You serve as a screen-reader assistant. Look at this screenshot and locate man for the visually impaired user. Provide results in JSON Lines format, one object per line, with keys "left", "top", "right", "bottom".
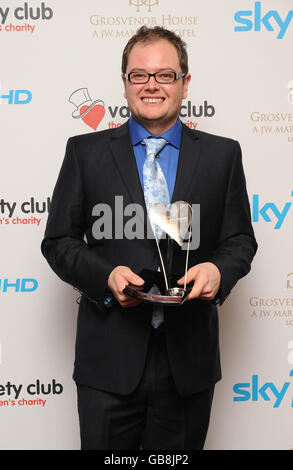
{"left": 41, "top": 26, "right": 257, "bottom": 450}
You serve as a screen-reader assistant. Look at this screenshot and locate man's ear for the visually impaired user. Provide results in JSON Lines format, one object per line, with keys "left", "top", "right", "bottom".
{"left": 121, "top": 74, "right": 127, "bottom": 99}
{"left": 183, "top": 73, "right": 191, "bottom": 100}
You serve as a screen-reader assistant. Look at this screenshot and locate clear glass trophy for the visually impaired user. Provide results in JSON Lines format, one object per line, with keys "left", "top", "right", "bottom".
{"left": 123, "top": 201, "right": 193, "bottom": 306}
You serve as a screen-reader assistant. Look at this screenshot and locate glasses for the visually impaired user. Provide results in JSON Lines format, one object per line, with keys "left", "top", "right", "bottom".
{"left": 124, "top": 71, "right": 186, "bottom": 84}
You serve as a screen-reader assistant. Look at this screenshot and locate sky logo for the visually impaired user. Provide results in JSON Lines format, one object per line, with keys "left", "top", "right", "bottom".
{"left": 233, "top": 371, "right": 293, "bottom": 408}
{"left": 0, "top": 278, "right": 38, "bottom": 292}
{"left": 0, "top": 89, "right": 32, "bottom": 104}
{"left": 251, "top": 191, "right": 293, "bottom": 229}
{"left": 234, "top": 2, "right": 293, "bottom": 39}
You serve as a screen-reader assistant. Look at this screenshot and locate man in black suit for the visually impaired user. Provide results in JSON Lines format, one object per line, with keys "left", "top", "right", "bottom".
{"left": 41, "top": 26, "right": 257, "bottom": 450}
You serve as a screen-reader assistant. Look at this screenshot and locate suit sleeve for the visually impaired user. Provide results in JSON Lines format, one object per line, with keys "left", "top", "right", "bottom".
{"left": 209, "top": 141, "right": 257, "bottom": 305}
{"left": 41, "top": 137, "right": 115, "bottom": 306}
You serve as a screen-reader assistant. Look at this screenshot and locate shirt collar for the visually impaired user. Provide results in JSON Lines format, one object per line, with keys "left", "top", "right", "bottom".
{"left": 129, "top": 116, "right": 182, "bottom": 149}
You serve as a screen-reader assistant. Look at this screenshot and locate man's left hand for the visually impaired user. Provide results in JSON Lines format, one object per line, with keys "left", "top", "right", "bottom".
{"left": 177, "top": 262, "right": 221, "bottom": 301}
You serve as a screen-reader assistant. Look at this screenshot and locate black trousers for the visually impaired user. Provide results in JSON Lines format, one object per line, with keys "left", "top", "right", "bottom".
{"left": 76, "top": 326, "right": 215, "bottom": 450}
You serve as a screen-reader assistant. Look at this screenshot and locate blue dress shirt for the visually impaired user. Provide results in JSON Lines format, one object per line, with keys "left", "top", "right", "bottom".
{"left": 128, "top": 116, "right": 182, "bottom": 199}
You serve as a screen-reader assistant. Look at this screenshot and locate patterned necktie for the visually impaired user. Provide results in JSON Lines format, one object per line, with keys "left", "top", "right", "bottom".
{"left": 142, "top": 137, "right": 169, "bottom": 328}
{"left": 143, "top": 137, "right": 169, "bottom": 240}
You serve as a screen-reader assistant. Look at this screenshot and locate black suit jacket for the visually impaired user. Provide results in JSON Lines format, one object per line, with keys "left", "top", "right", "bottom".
{"left": 41, "top": 121, "right": 257, "bottom": 396}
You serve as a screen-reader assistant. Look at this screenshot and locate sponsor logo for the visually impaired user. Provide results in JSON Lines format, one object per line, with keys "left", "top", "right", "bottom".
{"left": 249, "top": 276, "right": 293, "bottom": 327}
{"left": 129, "top": 0, "right": 159, "bottom": 13}
{"left": 233, "top": 342, "right": 293, "bottom": 408}
{"left": 90, "top": 1, "right": 198, "bottom": 40}
{"left": 0, "top": 379, "right": 63, "bottom": 408}
{"left": 233, "top": 370, "right": 293, "bottom": 408}
{"left": 0, "top": 89, "right": 32, "bottom": 104}
{"left": 251, "top": 191, "right": 293, "bottom": 229}
{"left": 287, "top": 273, "right": 293, "bottom": 289}
{"left": 69, "top": 88, "right": 215, "bottom": 131}
{"left": 0, "top": 2, "right": 53, "bottom": 34}
{"left": 234, "top": 1, "right": 293, "bottom": 39}
{"left": 249, "top": 83, "right": 293, "bottom": 143}
{"left": 0, "top": 278, "right": 38, "bottom": 293}
{"left": 288, "top": 81, "right": 293, "bottom": 105}
{"left": 0, "top": 197, "right": 50, "bottom": 227}
{"left": 69, "top": 88, "right": 106, "bottom": 131}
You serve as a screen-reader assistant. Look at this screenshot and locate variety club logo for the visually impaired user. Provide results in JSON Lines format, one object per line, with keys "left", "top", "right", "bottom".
{"left": 0, "top": 2, "right": 53, "bottom": 34}
{"left": 69, "top": 88, "right": 106, "bottom": 131}
{"left": 234, "top": 1, "right": 293, "bottom": 39}
{"left": 0, "top": 379, "right": 63, "bottom": 408}
{"left": 0, "top": 197, "right": 50, "bottom": 227}
{"left": 69, "top": 88, "right": 215, "bottom": 132}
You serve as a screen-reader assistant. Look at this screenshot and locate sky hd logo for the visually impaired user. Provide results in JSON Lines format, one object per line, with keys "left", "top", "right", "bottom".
{"left": 234, "top": 2, "right": 293, "bottom": 39}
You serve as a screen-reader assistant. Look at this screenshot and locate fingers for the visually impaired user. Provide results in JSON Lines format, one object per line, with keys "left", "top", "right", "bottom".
{"left": 177, "top": 263, "right": 221, "bottom": 301}
{"left": 108, "top": 266, "right": 144, "bottom": 308}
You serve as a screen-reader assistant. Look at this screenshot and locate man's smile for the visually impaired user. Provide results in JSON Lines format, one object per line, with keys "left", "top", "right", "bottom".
{"left": 141, "top": 97, "right": 165, "bottom": 103}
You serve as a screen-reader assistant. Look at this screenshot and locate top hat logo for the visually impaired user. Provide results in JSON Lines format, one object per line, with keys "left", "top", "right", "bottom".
{"left": 68, "top": 88, "right": 105, "bottom": 130}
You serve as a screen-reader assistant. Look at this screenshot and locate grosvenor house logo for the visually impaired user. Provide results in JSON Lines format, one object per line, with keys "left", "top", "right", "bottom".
{"left": 90, "top": 0, "right": 198, "bottom": 40}
{"left": 129, "top": 0, "right": 159, "bottom": 13}
{"left": 249, "top": 82, "right": 293, "bottom": 143}
{"left": 0, "top": 2, "right": 53, "bottom": 34}
{"left": 234, "top": 2, "right": 293, "bottom": 39}
{"left": 288, "top": 81, "right": 293, "bottom": 105}
{"left": 249, "top": 274, "right": 293, "bottom": 328}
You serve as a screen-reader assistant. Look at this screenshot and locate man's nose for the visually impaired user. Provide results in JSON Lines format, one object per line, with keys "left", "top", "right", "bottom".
{"left": 145, "top": 75, "right": 160, "bottom": 90}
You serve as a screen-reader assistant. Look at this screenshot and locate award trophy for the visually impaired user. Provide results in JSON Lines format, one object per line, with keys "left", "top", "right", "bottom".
{"left": 123, "top": 201, "right": 193, "bottom": 306}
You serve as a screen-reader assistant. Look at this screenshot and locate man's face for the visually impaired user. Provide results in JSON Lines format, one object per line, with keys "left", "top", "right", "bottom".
{"left": 122, "top": 39, "right": 191, "bottom": 134}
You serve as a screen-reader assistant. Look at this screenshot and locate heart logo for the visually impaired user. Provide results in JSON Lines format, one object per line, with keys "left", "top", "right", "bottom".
{"left": 149, "top": 201, "right": 192, "bottom": 246}
{"left": 80, "top": 104, "right": 105, "bottom": 130}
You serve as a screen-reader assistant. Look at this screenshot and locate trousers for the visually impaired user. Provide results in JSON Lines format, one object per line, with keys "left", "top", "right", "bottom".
{"left": 76, "top": 325, "right": 215, "bottom": 450}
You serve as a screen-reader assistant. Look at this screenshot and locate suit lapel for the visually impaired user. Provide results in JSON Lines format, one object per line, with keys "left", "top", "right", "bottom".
{"left": 109, "top": 122, "right": 146, "bottom": 209}
{"left": 109, "top": 123, "right": 154, "bottom": 241}
{"left": 171, "top": 124, "right": 201, "bottom": 203}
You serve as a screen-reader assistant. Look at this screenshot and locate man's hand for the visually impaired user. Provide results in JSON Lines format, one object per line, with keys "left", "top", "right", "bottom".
{"left": 177, "top": 262, "right": 221, "bottom": 301}
{"left": 108, "top": 266, "right": 145, "bottom": 308}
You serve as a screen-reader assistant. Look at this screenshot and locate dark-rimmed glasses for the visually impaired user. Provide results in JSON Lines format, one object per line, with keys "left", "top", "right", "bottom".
{"left": 123, "top": 71, "right": 186, "bottom": 84}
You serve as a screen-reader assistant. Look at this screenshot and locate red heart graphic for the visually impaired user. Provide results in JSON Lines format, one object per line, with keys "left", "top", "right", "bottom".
{"left": 80, "top": 104, "right": 105, "bottom": 130}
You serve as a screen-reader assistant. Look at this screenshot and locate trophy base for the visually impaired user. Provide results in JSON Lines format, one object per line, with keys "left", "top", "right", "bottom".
{"left": 123, "top": 284, "right": 191, "bottom": 306}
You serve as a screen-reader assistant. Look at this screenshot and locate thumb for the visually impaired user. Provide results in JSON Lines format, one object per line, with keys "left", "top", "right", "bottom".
{"left": 177, "top": 268, "right": 195, "bottom": 285}
{"left": 126, "top": 270, "right": 145, "bottom": 286}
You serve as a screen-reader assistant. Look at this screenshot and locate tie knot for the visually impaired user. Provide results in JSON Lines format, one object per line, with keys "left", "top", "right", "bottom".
{"left": 143, "top": 137, "right": 167, "bottom": 158}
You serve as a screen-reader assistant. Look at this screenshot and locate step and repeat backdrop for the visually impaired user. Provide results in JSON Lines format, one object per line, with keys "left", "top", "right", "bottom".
{"left": 0, "top": 0, "right": 292, "bottom": 450}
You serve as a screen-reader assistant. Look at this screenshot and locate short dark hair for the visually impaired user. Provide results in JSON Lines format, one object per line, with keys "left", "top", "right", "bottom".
{"left": 121, "top": 26, "right": 188, "bottom": 74}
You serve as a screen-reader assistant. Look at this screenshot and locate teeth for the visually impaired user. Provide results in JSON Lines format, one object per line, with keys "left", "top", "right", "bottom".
{"left": 142, "top": 98, "right": 164, "bottom": 103}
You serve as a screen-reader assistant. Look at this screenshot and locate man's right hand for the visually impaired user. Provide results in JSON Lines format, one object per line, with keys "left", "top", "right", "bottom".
{"left": 107, "top": 266, "right": 145, "bottom": 308}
